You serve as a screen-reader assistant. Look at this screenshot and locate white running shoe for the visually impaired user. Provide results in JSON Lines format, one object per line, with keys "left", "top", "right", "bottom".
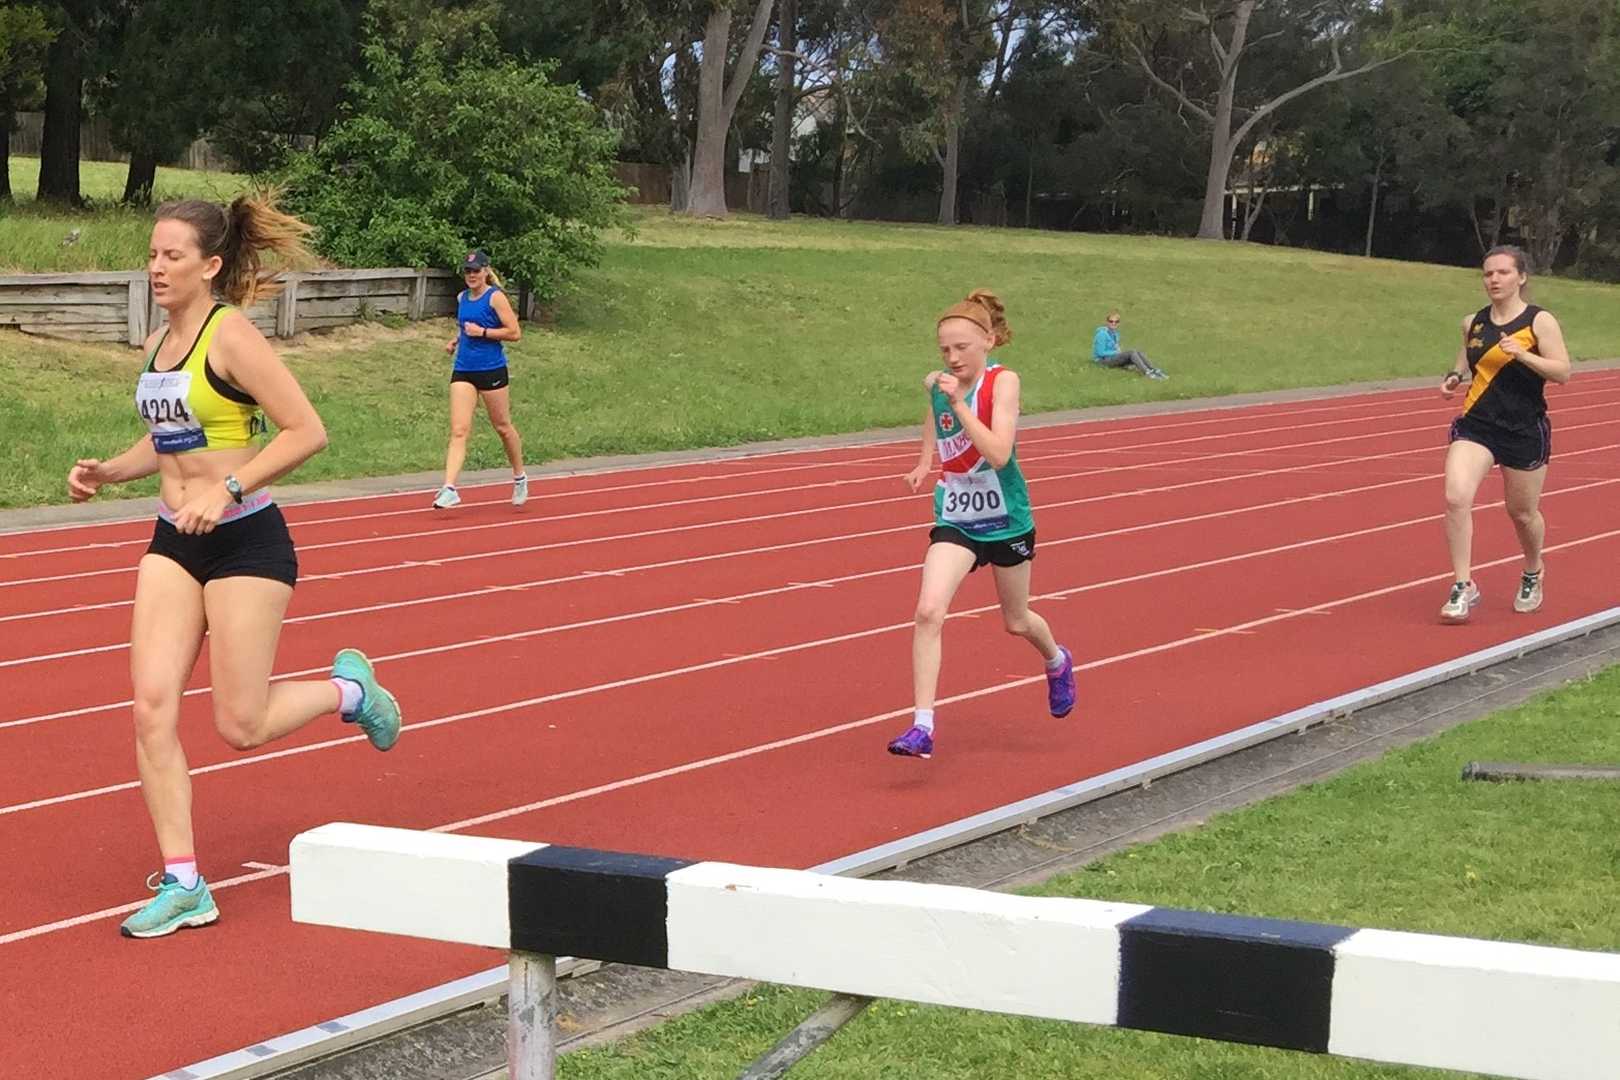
{"left": 432, "top": 485, "right": 461, "bottom": 510}
{"left": 1513, "top": 568, "right": 1544, "bottom": 613}
{"left": 512, "top": 474, "right": 529, "bottom": 507}
{"left": 1439, "top": 580, "right": 1480, "bottom": 623}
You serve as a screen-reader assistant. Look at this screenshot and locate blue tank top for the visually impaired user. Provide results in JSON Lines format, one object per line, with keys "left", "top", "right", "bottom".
{"left": 455, "top": 286, "right": 507, "bottom": 372}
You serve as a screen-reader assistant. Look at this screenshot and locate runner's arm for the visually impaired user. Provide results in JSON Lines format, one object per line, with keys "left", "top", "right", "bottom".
{"left": 950, "top": 370, "right": 1020, "bottom": 469}
{"left": 1509, "top": 311, "right": 1572, "bottom": 384}
{"left": 208, "top": 311, "right": 329, "bottom": 493}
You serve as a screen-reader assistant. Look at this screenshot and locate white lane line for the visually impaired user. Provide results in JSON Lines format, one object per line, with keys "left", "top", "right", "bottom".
{"left": 0, "top": 393, "right": 1528, "bottom": 569}
{"left": 7, "top": 372, "right": 1618, "bottom": 556}
{"left": 14, "top": 396, "right": 1620, "bottom": 594}
{"left": 5, "top": 443, "right": 1619, "bottom": 727}
{"left": 6, "top": 482, "right": 1619, "bottom": 818}
{"left": 9, "top": 520, "right": 1620, "bottom": 946}
{"left": 7, "top": 426, "right": 1620, "bottom": 667}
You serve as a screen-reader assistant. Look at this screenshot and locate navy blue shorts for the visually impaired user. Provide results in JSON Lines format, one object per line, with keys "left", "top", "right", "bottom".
{"left": 1449, "top": 414, "right": 1551, "bottom": 472}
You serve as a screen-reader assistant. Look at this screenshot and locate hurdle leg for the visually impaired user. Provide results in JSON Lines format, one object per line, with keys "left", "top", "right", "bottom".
{"left": 507, "top": 951, "right": 558, "bottom": 1079}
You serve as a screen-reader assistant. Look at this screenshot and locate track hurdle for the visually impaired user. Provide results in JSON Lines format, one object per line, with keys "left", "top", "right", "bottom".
{"left": 291, "top": 823, "right": 1620, "bottom": 1080}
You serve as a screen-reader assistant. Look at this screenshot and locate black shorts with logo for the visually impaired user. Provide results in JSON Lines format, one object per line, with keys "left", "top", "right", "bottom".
{"left": 451, "top": 366, "right": 510, "bottom": 391}
{"left": 146, "top": 504, "right": 299, "bottom": 587}
{"left": 928, "top": 525, "right": 1036, "bottom": 571}
{"left": 1449, "top": 413, "right": 1551, "bottom": 472}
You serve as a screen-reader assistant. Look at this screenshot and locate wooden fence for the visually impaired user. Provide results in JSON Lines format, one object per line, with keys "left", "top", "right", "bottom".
{"left": 8, "top": 112, "right": 234, "bottom": 174}
{"left": 0, "top": 268, "right": 464, "bottom": 346}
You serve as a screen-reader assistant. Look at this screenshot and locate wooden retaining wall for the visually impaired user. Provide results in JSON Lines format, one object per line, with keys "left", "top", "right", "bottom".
{"left": 0, "top": 268, "right": 464, "bottom": 346}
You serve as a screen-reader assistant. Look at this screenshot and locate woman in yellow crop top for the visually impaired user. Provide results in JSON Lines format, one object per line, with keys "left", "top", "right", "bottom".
{"left": 65, "top": 194, "right": 403, "bottom": 939}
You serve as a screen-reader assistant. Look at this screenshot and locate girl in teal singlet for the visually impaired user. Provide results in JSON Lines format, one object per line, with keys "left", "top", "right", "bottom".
{"left": 887, "top": 290, "right": 1077, "bottom": 759}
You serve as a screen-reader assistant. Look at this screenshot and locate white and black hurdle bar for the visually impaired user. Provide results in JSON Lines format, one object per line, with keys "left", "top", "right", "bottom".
{"left": 291, "top": 824, "right": 1620, "bottom": 1080}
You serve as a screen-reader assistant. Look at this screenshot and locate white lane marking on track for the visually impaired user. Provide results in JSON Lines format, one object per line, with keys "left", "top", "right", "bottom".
{"left": 6, "top": 487, "right": 1620, "bottom": 819}
{"left": 7, "top": 429, "right": 1620, "bottom": 669}
{"left": 0, "top": 387, "right": 1571, "bottom": 571}
{"left": 5, "top": 447, "right": 1620, "bottom": 722}
{"left": 13, "top": 518, "right": 1620, "bottom": 945}
{"left": 10, "top": 396, "right": 1620, "bottom": 597}
{"left": 6, "top": 372, "right": 1617, "bottom": 556}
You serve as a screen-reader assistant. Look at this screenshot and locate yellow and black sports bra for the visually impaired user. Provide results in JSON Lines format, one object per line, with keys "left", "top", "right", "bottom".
{"left": 136, "top": 304, "right": 262, "bottom": 454}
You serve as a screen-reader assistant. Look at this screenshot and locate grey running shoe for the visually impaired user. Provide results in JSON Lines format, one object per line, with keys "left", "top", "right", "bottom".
{"left": 1513, "top": 569, "right": 1544, "bottom": 613}
{"left": 432, "top": 485, "right": 461, "bottom": 510}
{"left": 1439, "top": 580, "right": 1481, "bottom": 623}
{"left": 512, "top": 474, "right": 529, "bottom": 507}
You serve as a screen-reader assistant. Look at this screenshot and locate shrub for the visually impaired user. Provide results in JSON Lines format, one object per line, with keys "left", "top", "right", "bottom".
{"left": 280, "top": 35, "right": 627, "bottom": 304}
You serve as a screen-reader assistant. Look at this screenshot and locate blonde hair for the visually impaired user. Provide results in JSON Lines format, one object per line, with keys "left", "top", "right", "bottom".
{"left": 937, "top": 288, "right": 1011, "bottom": 347}
{"left": 156, "top": 191, "right": 314, "bottom": 308}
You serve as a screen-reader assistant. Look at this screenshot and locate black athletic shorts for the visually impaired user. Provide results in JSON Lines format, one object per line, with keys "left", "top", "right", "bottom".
{"left": 1449, "top": 413, "right": 1551, "bottom": 472}
{"left": 928, "top": 525, "right": 1036, "bottom": 571}
{"left": 146, "top": 504, "right": 299, "bottom": 587}
{"left": 451, "top": 366, "right": 510, "bottom": 391}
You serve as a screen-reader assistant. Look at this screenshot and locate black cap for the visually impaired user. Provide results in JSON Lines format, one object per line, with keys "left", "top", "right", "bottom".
{"left": 461, "top": 249, "right": 490, "bottom": 271}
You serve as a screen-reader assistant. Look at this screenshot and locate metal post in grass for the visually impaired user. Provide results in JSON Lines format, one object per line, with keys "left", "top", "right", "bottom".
{"left": 735, "top": 993, "right": 874, "bottom": 1080}
{"left": 507, "top": 951, "right": 558, "bottom": 1080}
{"left": 1461, "top": 761, "right": 1620, "bottom": 782}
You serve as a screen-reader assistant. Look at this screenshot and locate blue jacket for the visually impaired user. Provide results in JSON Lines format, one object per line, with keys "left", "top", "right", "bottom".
{"left": 1092, "top": 326, "right": 1120, "bottom": 362}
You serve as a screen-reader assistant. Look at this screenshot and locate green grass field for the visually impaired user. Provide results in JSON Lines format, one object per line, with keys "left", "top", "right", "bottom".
{"left": 5, "top": 160, "right": 1620, "bottom": 509}
{"left": 1, "top": 156, "right": 247, "bottom": 273}
{"left": 555, "top": 665, "right": 1620, "bottom": 1080}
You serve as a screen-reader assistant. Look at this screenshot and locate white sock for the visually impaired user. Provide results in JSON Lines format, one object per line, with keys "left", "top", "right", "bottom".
{"left": 913, "top": 709, "right": 935, "bottom": 732}
{"left": 165, "top": 858, "right": 199, "bottom": 889}
{"left": 332, "top": 677, "right": 364, "bottom": 718}
{"left": 1045, "top": 648, "right": 1068, "bottom": 672}
{"left": 513, "top": 473, "right": 527, "bottom": 482}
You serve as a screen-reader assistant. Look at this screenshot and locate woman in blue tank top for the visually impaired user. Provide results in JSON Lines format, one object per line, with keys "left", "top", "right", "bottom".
{"left": 432, "top": 249, "right": 530, "bottom": 509}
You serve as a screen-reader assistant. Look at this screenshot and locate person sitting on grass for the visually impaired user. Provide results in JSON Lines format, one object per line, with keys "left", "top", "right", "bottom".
{"left": 1092, "top": 310, "right": 1167, "bottom": 380}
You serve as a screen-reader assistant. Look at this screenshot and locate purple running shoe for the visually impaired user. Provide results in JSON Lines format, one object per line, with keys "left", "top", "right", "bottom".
{"left": 1046, "top": 646, "right": 1076, "bottom": 717}
{"left": 887, "top": 725, "right": 934, "bottom": 758}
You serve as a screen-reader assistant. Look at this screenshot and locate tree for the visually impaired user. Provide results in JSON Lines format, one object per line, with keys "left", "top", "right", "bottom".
{"left": 766, "top": 0, "right": 797, "bottom": 218}
{"left": 280, "top": 36, "right": 628, "bottom": 304}
{"left": 879, "top": 0, "right": 1000, "bottom": 225}
{"left": 0, "top": 3, "right": 54, "bottom": 202}
{"left": 685, "top": 0, "right": 776, "bottom": 216}
{"left": 95, "top": 0, "right": 219, "bottom": 204}
{"left": 1108, "top": 0, "right": 1403, "bottom": 239}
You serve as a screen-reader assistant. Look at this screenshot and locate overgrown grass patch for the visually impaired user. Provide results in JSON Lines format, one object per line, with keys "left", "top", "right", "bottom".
{"left": 554, "top": 665, "right": 1620, "bottom": 1080}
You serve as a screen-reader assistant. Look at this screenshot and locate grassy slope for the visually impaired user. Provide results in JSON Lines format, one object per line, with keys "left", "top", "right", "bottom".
{"left": 557, "top": 665, "right": 1620, "bottom": 1079}
{"left": 1, "top": 157, "right": 247, "bottom": 273}
{"left": 5, "top": 163, "right": 1620, "bottom": 509}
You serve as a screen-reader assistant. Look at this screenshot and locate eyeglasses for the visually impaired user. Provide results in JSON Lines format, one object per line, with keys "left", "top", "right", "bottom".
{"left": 1106, "top": 319, "right": 1120, "bottom": 325}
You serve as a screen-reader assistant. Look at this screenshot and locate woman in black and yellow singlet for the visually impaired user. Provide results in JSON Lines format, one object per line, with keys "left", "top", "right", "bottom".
{"left": 66, "top": 195, "right": 402, "bottom": 939}
{"left": 1439, "top": 245, "right": 1571, "bottom": 623}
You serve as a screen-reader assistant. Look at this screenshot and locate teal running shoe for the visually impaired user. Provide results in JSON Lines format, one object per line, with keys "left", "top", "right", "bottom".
{"left": 332, "top": 648, "right": 402, "bottom": 751}
{"left": 120, "top": 872, "right": 218, "bottom": 939}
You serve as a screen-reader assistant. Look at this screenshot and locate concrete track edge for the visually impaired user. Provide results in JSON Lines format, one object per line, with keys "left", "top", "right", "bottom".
{"left": 159, "top": 603, "right": 1620, "bottom": 1080}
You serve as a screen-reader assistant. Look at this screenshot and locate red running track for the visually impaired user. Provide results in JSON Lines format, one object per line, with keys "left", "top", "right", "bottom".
{"left": 6, "top": 381, "right": 1620, "bottom": 1078}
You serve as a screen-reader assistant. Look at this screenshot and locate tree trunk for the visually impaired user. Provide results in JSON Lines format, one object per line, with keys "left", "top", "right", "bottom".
{"left": 1024, "top": 157, "right": 1033, "bottom": 228}
{"left": 1195, "top": 3, "right": 1251, "bottom": 239}
{"left": 936, "top": 76, "right": 966, "bottom": 226}
{"left": 684, "top": 0, "right": 776, "bottom": 218}
{"left": 0, "top": 113, "right": 12, "bottom": 202}
{"left": 767, "top": 0, "right": 796, "bottom": 220}
{"left": 1240, "top": 184, "right": 1267, "bottom": 240}
{"left": 37, "top": 33, "right": 84, "bottom": 206}
{"left": 123, "top": 149, "right": 160, "bottom": 206}
{"left": 1363, "top": 158, "right": 1383, "bottom": 258}
{"left": 686, "top": 8, "right": 732, "bottom": 217}
{"left": 670, "top": 147, "right": 693, "bottom": 213}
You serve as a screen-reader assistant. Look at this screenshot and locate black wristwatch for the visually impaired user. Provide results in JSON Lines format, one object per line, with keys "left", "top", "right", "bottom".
{"left": 224, "top": 475, "right": 245, "bottom": 504}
